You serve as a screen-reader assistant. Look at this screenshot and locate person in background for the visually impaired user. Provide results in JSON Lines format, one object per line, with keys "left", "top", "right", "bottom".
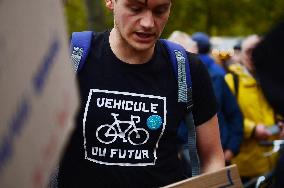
{"left": 167, "top": 30, "right": 198, "bottom": 53}
{"left": 224, "top": 40, "right": 244, "bottom": 74}
{"left": 231, "top": 40, "right": 242, "bottom": 65}
{"left": 225, "top": 35, "right": 282, "bottom": 187}
{"left": 58, "top": 0, "right": 224, "bottom": 187}
{"left": 192, "top": 32, "right": 243, "bottom": 165}
{"left": 252, "top": 23, "right": 284, "bottom": 118}
{"left": 252, "top": 20, "right": 284, "bottom": 188}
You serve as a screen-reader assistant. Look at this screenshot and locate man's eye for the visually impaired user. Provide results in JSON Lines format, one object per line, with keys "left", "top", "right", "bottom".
{"left": 154, "top": 7, "right": 169, "bottom": 15}
{"left": 130, "top": 6, "right": 142, "bottom": 13}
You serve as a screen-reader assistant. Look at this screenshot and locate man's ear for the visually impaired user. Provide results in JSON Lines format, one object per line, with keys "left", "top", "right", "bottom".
{"left": 106, "top": 0, "right": 114, "bottom": 10}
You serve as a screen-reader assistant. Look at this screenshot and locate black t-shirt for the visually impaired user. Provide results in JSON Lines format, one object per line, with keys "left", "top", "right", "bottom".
{"left": 58, "top": 31, "right": 217, "bottom": 188}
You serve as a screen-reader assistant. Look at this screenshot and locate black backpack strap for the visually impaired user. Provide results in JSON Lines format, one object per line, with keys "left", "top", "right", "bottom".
{"left": 232, "top": 72, "right": 239, "bottom": 98}
{"left": 228, "top": 71, "right": 239, "bottom": 98}
{"left": 160, "top": 39, "right": 200, "bottom": 176}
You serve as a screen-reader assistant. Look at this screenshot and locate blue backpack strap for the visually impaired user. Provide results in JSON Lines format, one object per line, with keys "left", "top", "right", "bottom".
{"left": 70, "top": 31, "right": 93, "bottom": 72}
{"left": 160, "top": 39, "right": 200, "bottom": 177}
{"left": 160, "top": 39, "right": 192, "bottom": 106}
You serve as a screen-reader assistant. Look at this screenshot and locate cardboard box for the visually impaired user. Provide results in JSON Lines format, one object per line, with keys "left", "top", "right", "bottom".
{"left": 0, "top": 0, "right": 78, "bottom": 187}
{"left": 164, "top": 165, "right": 243, "bottom": 188}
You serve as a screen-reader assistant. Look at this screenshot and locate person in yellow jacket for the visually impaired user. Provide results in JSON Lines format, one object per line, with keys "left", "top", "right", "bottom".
{"left": 225, "top": 35, "right": 283, "bottom": 185}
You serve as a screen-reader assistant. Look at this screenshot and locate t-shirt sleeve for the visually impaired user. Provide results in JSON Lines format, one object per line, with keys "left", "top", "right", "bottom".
{"left": 187, "top": 52, "right": 218, "bottom": 126}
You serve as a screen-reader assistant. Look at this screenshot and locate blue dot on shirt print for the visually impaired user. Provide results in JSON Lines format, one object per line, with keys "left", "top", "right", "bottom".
{"left": 147, "top": 115, "right": 162, "bottom": 130}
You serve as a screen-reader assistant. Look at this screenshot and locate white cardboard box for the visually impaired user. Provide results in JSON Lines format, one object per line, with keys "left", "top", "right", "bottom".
{"left": 0, "top": 0, "right": 78, "bottom": 187}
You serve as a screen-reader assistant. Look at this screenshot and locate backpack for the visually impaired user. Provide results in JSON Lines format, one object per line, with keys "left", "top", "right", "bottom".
{"left": 70, "top": 31, "right": 200, "bottom": 177}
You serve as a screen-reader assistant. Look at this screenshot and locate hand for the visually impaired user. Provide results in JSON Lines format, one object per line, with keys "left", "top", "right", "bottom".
{"left": 224, "top": 150, "right": 234, "bottom": 162}
{"left": 254, "top": 124, "right": 272, "bottom": 140}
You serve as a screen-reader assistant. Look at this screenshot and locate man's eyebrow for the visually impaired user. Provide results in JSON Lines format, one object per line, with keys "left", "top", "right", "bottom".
{"left": 127, "top": 0, "right": 146, "bottom": 5}
{"left": 155, "top": 2, "right": 171, "bottom": 8}
{"left": 127, "top": 0, "right": 171, "bottom": 7}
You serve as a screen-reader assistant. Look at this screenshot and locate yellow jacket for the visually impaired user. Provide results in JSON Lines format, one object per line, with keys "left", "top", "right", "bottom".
{"left": 225, "top": 64, "right": 278, "bottom": 177}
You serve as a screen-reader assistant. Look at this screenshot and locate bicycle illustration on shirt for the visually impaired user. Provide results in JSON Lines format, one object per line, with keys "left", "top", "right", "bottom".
{"left": 96, "top": 113, "right": 149, "bottom": 145}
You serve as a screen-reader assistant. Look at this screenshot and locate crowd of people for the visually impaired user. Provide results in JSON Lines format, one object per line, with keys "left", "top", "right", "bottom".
{"left": 168, "top": 27, "right": 284, "bottom": 187}
{"left": 56, "top": 0, "right": 283, "bottom": 187}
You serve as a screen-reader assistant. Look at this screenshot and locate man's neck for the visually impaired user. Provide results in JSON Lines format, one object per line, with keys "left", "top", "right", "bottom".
{"left": 109, "top": 28, "right": 155, "bottom": 65}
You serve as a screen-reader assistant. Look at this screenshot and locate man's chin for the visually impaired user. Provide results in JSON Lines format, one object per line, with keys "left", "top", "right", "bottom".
{"left": 131, "top": 41, "right": 156, "bottom": 52}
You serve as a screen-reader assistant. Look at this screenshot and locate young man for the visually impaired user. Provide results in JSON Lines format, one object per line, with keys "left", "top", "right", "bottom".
{"left": 58, "top": 0, "right": 224, "bottom": 187}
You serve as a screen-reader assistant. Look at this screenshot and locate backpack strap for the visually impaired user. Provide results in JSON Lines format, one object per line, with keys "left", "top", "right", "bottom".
{"left": 160, "top": 39, "right": 200, "bottom": 177}
{"left": 160, "top": 39, "right": 193, "bottom": 107}
{"left": 232, "top": 72, "right": 239, "bottom": 98}
{"left": 70, "top": 31, "right": 93, "bottom": 72}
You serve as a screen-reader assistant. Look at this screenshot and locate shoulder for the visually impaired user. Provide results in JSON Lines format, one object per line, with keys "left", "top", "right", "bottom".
{"left": 199, "top": 54, "right": 225, "bottom": 76}
{"left": 228, "top": 63, "right": 245, "bottom": 75}
{"left": 209, "top": 61, "right": 226, "bottom": 76}
{"left": 186, "top": 52, "right": 202, "bottom": 70}
{"left": 157, "top": 39, "right": 200, "bottom": 64}
{"left": 186, "top": 52, "right": 209, "bottom": 79}
{"left": 212, "top": 63, "right": 226, "bottom": 76}
{"left": 88, "top": 30, "right": 110, "bottom": 59}
{"left": 186, "top": 51, "right": 200, "bottom": 63}
{"left": 91, "top": 30, "right": 109, "bottom": 47}
{"left": 156, "top": 41, "right": 209, "bottom": 79}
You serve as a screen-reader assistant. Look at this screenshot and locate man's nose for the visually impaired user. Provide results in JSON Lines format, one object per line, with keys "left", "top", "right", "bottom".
{"left": 140, "top": 11, "right": 154, "bottom": 28}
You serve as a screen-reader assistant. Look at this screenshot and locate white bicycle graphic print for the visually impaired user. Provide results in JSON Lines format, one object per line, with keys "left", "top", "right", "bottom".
{"left": 96, "top": 113, "right": 149, "bottom": 145}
